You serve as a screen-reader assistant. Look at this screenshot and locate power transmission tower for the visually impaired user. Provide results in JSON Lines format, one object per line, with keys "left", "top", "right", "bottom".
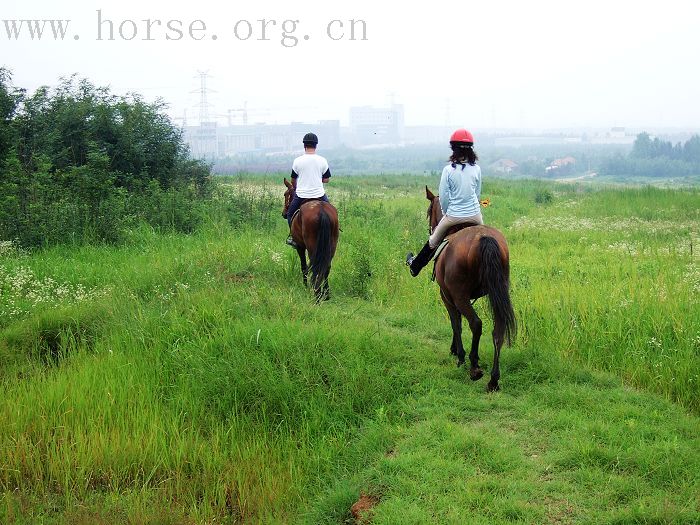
{"left": 192, "top": 71, "right": 216, "bottom": 125}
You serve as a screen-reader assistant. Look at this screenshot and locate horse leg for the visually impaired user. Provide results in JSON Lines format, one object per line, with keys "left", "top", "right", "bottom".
{"left": 297, "top": 247, "right": 308, "bottom": 287}
{"left": 440, "top": 289, "right": 465, "bottom": 366}
{"left": 313, "top": 266, "right": 330, "bottom": 303}
{"left": 310, "top": 256, "right": 325, "bottom": 303}
{"left": 454, "top": 297, "right": 484, "bottom": 382}
{"left": 487, "top": 322, "right": 504, "bottom": 392}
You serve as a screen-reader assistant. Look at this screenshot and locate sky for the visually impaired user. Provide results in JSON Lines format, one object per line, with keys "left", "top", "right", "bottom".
{"left": 1, "top": 0, "right": 699, "bottom": 130}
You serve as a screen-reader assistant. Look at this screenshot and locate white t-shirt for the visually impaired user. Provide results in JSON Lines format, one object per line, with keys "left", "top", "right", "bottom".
{"left": 291, "top": 153, "right": 331, "bottom": 198}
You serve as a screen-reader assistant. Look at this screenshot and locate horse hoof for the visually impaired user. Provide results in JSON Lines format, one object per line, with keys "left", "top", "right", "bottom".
{"left": 456, "top": 358, "right": 464, "bottom": 368}
{"left": 486, "top": 381, "right": 500, "bottom": 392}
{"left": 470, "top": 368, "right": 484, "bottom": 381}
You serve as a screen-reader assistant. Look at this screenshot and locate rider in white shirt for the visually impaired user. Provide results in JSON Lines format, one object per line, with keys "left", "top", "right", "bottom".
{"left": 284, "top": 133, "right": 332, "bottom": 247}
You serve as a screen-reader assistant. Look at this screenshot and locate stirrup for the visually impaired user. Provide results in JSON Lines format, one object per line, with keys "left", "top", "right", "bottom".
{"left": 285, "top": 235, "right": 299, "bottom": 248}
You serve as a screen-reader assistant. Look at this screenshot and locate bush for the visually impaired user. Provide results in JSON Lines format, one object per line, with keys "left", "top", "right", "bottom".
{"left": 534, "top": 189, "right": 553, "bottom": 204}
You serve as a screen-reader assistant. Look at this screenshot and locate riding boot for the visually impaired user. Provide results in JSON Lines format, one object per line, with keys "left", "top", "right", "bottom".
{"left": 286, "top": 234, "right": 299, "bottom": 249}
{"left": 406, "top": 242, "right": 436, "bottom": 277}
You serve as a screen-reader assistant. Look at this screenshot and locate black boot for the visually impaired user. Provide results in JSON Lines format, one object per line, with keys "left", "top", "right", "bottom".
{"left": 285, "top": 234, "right": 299, "bottom": 248}
{"left": 406, "top": 242, "right": 435, "bottom": 277}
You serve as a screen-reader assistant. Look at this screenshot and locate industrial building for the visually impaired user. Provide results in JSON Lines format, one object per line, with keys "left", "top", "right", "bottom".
{"left": 183, "top": 120, "right": 341, "bottom": 159}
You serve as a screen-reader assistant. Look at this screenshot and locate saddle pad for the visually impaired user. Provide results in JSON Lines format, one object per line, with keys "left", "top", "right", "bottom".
{"left": 430, "top": 239, "right": 450, "bottom": 282}
{"left": 432, "top": 238, "right": 450, "bottom": 262}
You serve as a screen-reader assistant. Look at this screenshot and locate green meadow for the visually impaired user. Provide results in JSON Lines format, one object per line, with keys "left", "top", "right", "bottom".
{"left": 1, "top": 176, "right": 699, "bottom": 524}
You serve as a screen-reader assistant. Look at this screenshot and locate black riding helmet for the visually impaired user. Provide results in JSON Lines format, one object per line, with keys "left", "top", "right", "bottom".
{"left": 303, "top": 132, "right": 318, "bottom": 148}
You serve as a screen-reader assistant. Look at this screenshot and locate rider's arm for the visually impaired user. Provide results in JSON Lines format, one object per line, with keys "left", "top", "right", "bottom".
{"left": 322, "top": 167, "right": 331, "bottom": 184}
{"left": 438, "top": 166, "right": 450, "bottom": 214}
{"left": 290, "top": 168, "right": 298, "bottom": 190}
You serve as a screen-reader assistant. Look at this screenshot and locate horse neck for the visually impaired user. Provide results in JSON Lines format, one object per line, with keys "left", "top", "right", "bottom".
{"left": 432, "top": 199, "right": 443, "bottom": 229}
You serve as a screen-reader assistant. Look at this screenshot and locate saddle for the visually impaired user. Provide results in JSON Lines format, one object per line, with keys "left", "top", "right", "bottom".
{"left": 430, "top": 221, "right": 481, "bottom": 282}
{"left": 289, "top": 198, "right": 326, "bottom": 225}
{"left": 444, "top": 220, "right": 481, "bottom": 237}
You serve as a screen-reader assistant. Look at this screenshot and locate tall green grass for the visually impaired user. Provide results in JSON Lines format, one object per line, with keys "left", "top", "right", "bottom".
{"left": 1, "top": 176, "right": 698, "bottom": 523}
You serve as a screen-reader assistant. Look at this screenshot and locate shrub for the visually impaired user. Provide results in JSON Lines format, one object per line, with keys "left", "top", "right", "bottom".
{"left": 534, "top": 189, "right": 553, "bottom": 204}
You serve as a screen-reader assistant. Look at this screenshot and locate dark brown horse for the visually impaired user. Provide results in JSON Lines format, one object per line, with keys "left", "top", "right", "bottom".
{"left": 425, "top": 186, "right": 516, "bottom": 392}
{"left": 283, "top": 178, "right": 339, "bottom": 301}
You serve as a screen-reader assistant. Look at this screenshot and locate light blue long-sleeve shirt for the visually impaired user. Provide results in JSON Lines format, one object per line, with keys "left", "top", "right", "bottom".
{"left": 439, "top": 163, "right": 482, "bottom": 217}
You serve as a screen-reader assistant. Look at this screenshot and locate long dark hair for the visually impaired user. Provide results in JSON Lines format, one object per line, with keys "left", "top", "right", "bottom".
{"left": 449, "top": 142, "right": 478, "bottom": 167}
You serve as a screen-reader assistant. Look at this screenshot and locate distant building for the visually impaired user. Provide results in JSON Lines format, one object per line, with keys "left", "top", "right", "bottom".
{"left": 610, "top": 127, "right": 626, "bottom": 138}
{"left": 493, "top": 136, "right": 570, "bottom": 147}
{"left": 349, "top": 105, "right": 405, "bottom": 145}
{"left": 590, "top": 127, "right": 636, "bottom": 145}
{"left": 546, "top": 156, "right": 576, "bottom": 173}
{"left": 490, "top": 159, "right": 519, "bottom": 173}
{"left": 185, "top": 122, "right": 218, "bottom": 158}
{"left": 403, "top": 126, "right": 452, "bottom": 145}
{"left": 183, "top": 120, "right": 341, "bottom": 159}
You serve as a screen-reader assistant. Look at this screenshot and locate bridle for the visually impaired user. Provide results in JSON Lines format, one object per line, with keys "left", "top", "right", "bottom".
{"left": 283, "top": 187, "right": 294, "bottom": 216}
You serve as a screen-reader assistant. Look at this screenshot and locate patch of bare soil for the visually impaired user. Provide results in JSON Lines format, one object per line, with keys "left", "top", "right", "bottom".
{"left": 350, "top": 492, "right": 380, "bottom": 524}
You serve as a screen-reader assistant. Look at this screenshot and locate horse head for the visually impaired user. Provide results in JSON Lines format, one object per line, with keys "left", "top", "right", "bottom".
{"left": 425, "top": 186, "right": 442, "bottom": 234}
{"left": 283, "top": 178, "right": 295, "bottom": 218}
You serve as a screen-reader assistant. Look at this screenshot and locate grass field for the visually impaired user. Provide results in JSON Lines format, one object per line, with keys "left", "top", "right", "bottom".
{"left": 1, "top": 176, "right": 699, "bottom": 524}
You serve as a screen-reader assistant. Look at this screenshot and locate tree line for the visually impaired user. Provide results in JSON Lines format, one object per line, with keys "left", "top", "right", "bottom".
{"left": 0, "top": 70, "right": 212, "bottom": 248}
{"left": 601, "top": 132, "right": 700, "bottom": 179}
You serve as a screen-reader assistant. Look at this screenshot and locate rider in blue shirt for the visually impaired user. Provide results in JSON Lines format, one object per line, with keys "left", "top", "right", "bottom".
{"left": 407, "top": 129, "right": 483, "bottom": 276}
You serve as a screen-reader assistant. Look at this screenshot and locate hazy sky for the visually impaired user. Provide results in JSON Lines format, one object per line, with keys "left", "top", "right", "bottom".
{"left": 2, "top": 0, "right": 699, "bottom": 129}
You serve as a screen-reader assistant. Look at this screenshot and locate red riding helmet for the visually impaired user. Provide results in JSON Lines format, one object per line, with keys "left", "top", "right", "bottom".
{"left": 450, "top": 128, "right": 474, "bottom": 146}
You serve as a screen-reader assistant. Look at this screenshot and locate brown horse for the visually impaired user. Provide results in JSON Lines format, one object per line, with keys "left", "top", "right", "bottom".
{"left": 283, "top": 178, "right": 339, "bottom": 301}
{"left": 425, "top": 186, "right": 516, "bottom": 392}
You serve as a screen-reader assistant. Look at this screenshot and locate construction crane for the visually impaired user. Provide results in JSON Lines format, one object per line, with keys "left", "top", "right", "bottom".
{"left": 173, "top": 109, "right": 188, "bottom": 128}
{"left": 224, "top": 102, "right": 272, "bottom": 126}
{"left": 222, "top": 103, "right": 317, "bottom": 126}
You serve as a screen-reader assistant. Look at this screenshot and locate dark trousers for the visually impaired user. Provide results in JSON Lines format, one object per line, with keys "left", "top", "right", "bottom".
{"left": 287, "top": 194, "right": 329, "bottom": 226}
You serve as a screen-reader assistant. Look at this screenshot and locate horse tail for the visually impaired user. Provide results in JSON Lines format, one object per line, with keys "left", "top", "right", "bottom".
{"left": 310, "top": 207, "right": 333, "bottom": 292}
{"left": 479, "top": 236, "right": 516, "bottom": 346}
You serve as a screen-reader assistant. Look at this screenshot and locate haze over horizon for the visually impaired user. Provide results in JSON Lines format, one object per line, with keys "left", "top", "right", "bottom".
{"left": 2, "top": 0, "right": 699, "bottom": 131}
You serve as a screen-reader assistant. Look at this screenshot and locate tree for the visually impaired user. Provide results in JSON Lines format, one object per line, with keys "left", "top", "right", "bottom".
{"left": 683, "top": 135, "right": 700, "bottom": 163}
{"left": 632, "top": 132, "right": 653, "bottom": 158}
{"left": 0, "top": 75, "right": 212, "bottom": 247}
{"left": 13, "top": 76, "right": 208, "bottom": 191}
{"left": 0, "top": 68, "right": 22, "bottom": 168}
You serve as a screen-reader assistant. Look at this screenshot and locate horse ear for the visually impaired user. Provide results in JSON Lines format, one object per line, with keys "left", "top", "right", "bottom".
{"left": 426, "top": 186, "right": 435, "bottom": 200}
{"left": 284, "top": 178, "right": 292, "bottom": 188}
